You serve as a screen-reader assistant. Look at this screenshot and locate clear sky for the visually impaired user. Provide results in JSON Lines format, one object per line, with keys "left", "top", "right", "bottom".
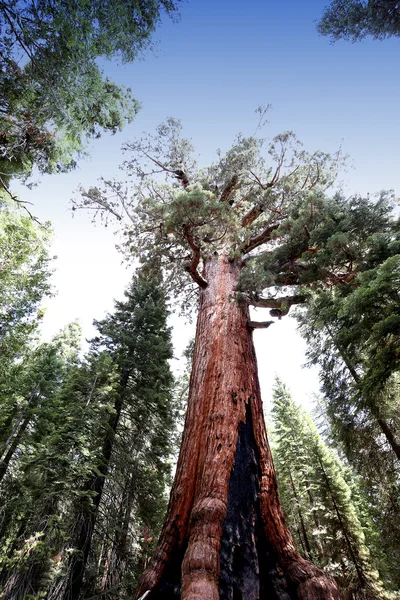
{"left": 15, "top": 0, "right": 400, "bottom": 409}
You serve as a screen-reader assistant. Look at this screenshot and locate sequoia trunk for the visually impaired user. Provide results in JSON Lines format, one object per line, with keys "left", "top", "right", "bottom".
{"left": 135, "top": 256, "right": 341, "bottom": 600}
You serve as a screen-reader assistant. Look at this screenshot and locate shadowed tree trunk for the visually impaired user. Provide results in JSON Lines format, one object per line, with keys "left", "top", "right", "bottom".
{"left": 0, "top": 409, "right": 31, "bottom": 484}
{"left": 135, "top": 256, "right": 341, "bottom": 600}
{"left": 48, "top": 372, "right": 128, "bottom": 600}
{"left": 0, "top": 388, "right": 40, "bottom": 484}
{"left": 324, "top": 323, "right": 400, "bottom": 462}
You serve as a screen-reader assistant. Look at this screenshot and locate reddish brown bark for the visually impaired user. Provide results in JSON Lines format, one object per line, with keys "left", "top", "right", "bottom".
{"left": 135, "top": 256, "right": 341, "bottom": 600}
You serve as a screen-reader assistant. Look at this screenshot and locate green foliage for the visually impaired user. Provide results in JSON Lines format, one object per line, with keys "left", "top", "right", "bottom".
{"left": 297, "top": 256, "right": 400, "bottom": 590}
{"left": 0, "top": 204, "right": 53, "bottom": 460}
{"left": 0, "top": 204, "right": 53, "bottom": 360}
{"left": 0, "top": 0, "right": 179, "bottom": 186}
{"left": 80, "top": 268, "right": 177, "bottom": 596}
{"left": 0, "top": 267, "right": 178, "bottom": 599}
{"left": 271, "top": 379, "right": 390, "bottom": 598}
{"left": 75, "top": 119, "right": 354, "bottom": 308}
{"left": 317, "top": 0, "right": 400, "bottom": 41}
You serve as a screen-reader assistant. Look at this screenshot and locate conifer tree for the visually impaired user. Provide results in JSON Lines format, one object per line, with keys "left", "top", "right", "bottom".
{"left": 0, "top": 322, "right": 87, "bottom": 599}
{"left": 271, "top": 380, "right": 389, "bottom": 600}
{"left": 49, "top": 266, "right": 175, "bottom": 600}
{"left": 0, "top": 203, "right": 53, "bottom": 452}
{"left": 0, "top": 0, "right": 180, "bottom": 191}
{"left": 297, "top": 229, "right": 400, "bottom": 588}
{"left": 75, "top": 118, "right": 398, "bottom": 600}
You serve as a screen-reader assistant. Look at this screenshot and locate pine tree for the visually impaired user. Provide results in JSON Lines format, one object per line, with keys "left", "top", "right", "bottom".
{"left": 49, "top": 266, "right": 175, "bottom": 600}
{"left": 271, "top": 380, "right": 389, "bottom": 600}
{"left": 297, "top": 230, "right": 400, "bottom": 588}
{"left": 74, "top": 118, "right": 398, "bottom": 599}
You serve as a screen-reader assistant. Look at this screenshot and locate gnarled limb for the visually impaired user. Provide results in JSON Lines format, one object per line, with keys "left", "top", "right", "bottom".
{"left": 183, "top": 225, "right": 208, "bottom": 288}
{"left": 249, "top": 294, "right": 307, "bottom": 318}
{"left": 219, "top": 174, "right": 239, "bottom": 204}
{"left": 241, "top": 222, "right": 283, "bottom": 255}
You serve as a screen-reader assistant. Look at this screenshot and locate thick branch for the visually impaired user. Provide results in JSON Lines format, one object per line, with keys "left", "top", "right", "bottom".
{"left": 174, "top": 169, "right": 190, "bottom": 189}
{"left": 241, "top": 222, "right": 282, "bottom": 255}
{"left": 247, "top": 320, "right": 274, "bottom": 330}
{"left": 219, "top": 174, "right": 239, "bottom": 204}
{"left": 183, "top": 225, "right": 208, "bottom": 288}
{"left": 248, "top": 295, "right": 307, "bottom": 318}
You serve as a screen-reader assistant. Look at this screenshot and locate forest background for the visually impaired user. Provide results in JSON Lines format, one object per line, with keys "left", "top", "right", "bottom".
{"left": 1, "top": 0, "right": 400, "bottom": 599}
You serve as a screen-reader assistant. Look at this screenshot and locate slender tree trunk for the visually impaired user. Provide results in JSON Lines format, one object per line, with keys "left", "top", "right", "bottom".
{"left": 0, "top": 409, "right": 31, "bottom": 484}
{"left": 49, "top": 372, "right": 128, "bottom": 600}
{"left": 324, "top": 325, "right": 400, "bottom": 461}
{"left": 315, "top": 454, "right": 366, "bottom": 590}
{"left": 135, "top": 256, "right": 341, "bottom": 600}
{"left": 304, "top": 478, "right": 325, "bottom": 561}
{"left": 0, "top": 388, "right": 40, "bottom": 485}
{"left": 288, "top": 471, "right": 313, "bottom": 561}
{"left": 376, "top": 418, "right": 400, "bottom": 461}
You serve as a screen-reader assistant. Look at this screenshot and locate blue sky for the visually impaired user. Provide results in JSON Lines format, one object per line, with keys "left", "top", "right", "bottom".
{"left": 18, "top": 0, "right": 400, "bottom": 407}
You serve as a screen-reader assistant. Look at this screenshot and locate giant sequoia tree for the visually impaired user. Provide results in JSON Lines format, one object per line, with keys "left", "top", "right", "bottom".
{"left": 77, "top": 119, "right": 395, "bottom": 600}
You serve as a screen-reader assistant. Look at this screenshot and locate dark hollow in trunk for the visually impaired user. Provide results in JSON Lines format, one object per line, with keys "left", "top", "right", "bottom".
{"left": 134, "top": 256, "right": 341, "bottom": 600}
{"left": 219, "top": 405, "right": 292, "bottom": 600}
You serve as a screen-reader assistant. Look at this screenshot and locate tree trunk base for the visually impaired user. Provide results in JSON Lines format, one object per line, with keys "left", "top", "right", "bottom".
{"left": 140, "top": 407, "right": 341, "bottom": 600}
{"left": 134, "top": 258, "right": 341, "bottom": 600}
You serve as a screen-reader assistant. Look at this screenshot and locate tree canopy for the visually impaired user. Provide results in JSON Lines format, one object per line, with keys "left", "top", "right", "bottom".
{"left": 75, "top": 119, "right": 398, "bottom": 325}
{"left": 317, "top": 0, "right": 400, "bottom": 41}
{"left": 0, "top": 0, "right": 179, "bottom": 193}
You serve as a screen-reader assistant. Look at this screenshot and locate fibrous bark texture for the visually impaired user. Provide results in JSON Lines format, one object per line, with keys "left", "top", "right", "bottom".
{"left": 135, "top": 256, "right": 341, "bottom": 600}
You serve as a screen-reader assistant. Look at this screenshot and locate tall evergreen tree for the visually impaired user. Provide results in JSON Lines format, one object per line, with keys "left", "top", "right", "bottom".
{"left": 0, "top": 322, "right": 87, "bottom": 599}
{"left": 49, "top": 266, "right": 175, "bottom": 600}
{"left": 74, "top": 118, "right": 398, "bottom": 599}
{"left": 271, "top": 380, "right": 389, "bottom": 599}
{"left": 296, "top": 224, "right": 400, "bottom": 588}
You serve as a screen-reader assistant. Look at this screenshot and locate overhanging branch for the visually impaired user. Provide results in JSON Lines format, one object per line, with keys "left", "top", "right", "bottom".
{"left": 248, "top": 294, "right": 307, "bottom": 318}
{"left": 241, "top": 222, "right": 282, "bottom": 255}
{"left": 248, "top": 321, "right": 274, "bottom": 330}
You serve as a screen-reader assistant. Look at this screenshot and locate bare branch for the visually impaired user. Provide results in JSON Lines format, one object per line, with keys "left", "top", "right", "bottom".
{"left": 242, "top": 162, "right": 283, "bottom": 227}
{"left": 138, "top": 148, "right": 190, "bottom": 189}
{"left": 0, "top": 175, "right": 41, "bottom": 224}
{"left": 248, "top": 294, "right": 307, "bottom": 318}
